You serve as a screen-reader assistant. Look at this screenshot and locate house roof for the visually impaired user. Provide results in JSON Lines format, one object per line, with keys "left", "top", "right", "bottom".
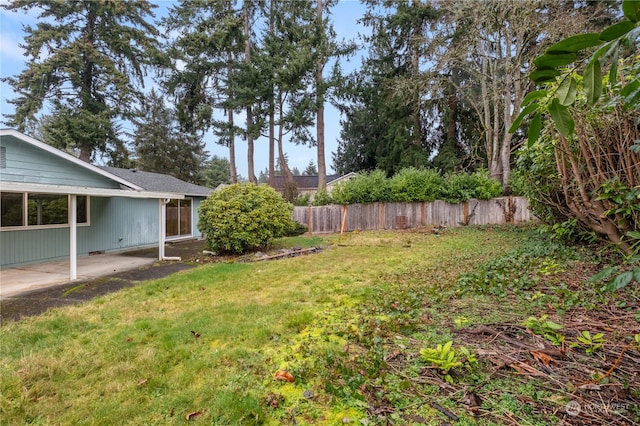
{"left": 101, "top": 167, "right": 212, "bottom": 197}
{"left": 0, "top": 129, "right": 144, "bottom": 191}
{"left": 271, "top": 174, "right": 342, "bottom": 190}
{"left": 0, "top": 129, "right": 185, "bottom": 199}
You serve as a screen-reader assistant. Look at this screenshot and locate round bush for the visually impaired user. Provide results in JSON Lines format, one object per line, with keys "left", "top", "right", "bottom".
{"left": 198, "top": 183, "right": 295, "bottom": 254}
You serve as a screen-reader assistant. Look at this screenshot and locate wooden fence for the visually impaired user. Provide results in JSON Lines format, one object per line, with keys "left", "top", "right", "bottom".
{"left": 293, "top": 196, "right": 536, "bottom": 234}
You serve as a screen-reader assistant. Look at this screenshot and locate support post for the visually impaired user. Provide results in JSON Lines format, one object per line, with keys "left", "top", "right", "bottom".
{"left": 69, "top": 194, "right": 77, "bottom": 280}
{"left": 159, "top": 198, "right": 181, "bottom": 261}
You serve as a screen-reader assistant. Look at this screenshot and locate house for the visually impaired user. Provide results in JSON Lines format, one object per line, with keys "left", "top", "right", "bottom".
{"left": 270, "top": 172, "right": 357, "bottom": 200}
{"left": 0, "top": 129, "right": 212, "bottom": 279}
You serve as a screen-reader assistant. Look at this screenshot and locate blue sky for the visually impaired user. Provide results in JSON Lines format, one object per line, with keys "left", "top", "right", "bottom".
{"left": 0, "top": 0, "right": 368, "bottom": 178}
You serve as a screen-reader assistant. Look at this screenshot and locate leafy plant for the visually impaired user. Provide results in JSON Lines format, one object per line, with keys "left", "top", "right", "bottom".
{"left": 420, "top": 341, "right": 477, "bottom": 384}
{"left": 570, "top": 330, "right": 605, "bottom": 355}
{"left": 509, "top": 1, "right": 640, "bottom": 256}
{"left": 311, "top": 188, "right": 333, "bottom": 206}
{"left": 198, "top": 183, "right": 297, "bottom": 254}
{"left": 523, "top": 315, "right": 565, "bottom": 347}
{"left": 588, "top": 256, "right": 640, "bottom": 291}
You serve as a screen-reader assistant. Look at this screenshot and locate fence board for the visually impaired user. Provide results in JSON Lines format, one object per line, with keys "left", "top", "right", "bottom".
{"left": 294, "top": 197, "right": 536, "bottom": 234}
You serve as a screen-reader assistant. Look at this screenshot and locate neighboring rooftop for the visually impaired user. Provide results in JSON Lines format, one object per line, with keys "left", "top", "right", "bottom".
{"left": 271, "top": 174, "right": 341, "bottom": 190}
{"left": 101, "top": 167, "right": 212, "bottom": 197}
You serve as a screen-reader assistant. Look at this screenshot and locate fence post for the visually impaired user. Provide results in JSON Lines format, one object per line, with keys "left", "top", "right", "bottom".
{"left": 381, "top": 202, "right": 385, "bottom": 230}
{"left": 463, "top": 201, "right": 468, "bottom": 225}
{"left": 340, "top": 204, "right": 348, "bottom": 234}
{"left": 421, "top": 202, "right": 425, "bottom": 226}
{"left": 307, "top": 205, "right": 312, "bottom": 234}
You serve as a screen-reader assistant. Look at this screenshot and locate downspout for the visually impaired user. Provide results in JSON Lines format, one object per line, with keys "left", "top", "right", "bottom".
{"left": 159, "top": 198, "right": 181, "bottom": 261}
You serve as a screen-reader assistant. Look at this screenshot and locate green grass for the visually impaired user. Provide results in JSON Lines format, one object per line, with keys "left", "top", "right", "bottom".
{"left": 1, "top": 227, "right": 635, "bottom": 425}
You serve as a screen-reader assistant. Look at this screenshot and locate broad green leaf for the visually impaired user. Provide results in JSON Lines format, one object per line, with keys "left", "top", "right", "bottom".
{"left": 583, "top": 60, "right": 602, "bottom": 105}
{"left": 557, "top": 77, "right": 577, "bottom": 106}
{"left": 621, "top": 79, "right": 640, "bottom": 106}
{"left": 592, "top": 40, "right": 617, "bottom": 62}
{"left": 521, "top": 90, "right": 548, "bottom": 107}
{"left": 530, "top": 68, "right": 560, "bottom": 83}
{"left": 527, "top": 113, "right": 542, "bottom": 147}
{"left": 544, "top": 320, "right": 563, "bottom": 331}
{"left": 609, "top": 49, "right": 620, "bottom": 85}
{"left": 632, "top": 268, "right": 640, "bottom": 283}
{"left": 605, "top": 271, "right": 633, "bottom": 291}
{"left": 600, "top": 21, "right": 637, "bottom": 41}
{"left": 508, "top": 103, "right": 538, "bottom": 133}
{"left": 623, "top": 0, "right": 640, "bottom": 22}
{"left": 587, "top": 266, "right": 618, "bottom": 283}
{"left": 533, "top": 52, "right": 576, "bottom": 69}
{"left": 546, "top": 33, "right": 602, "bottom": 54}
{"left": 549, "top": 99, "right": 575, "bottom": 137}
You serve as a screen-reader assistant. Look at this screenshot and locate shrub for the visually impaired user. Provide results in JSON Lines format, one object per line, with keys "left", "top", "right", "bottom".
{"left": 389, "top": 167, "right": 443, "bottom": 202}
{"left": 312, "top": 188, "right": 333, "bottom": 206}
{"left": 332, "top": 170, "right": 391, "bottom": 204}
{"left": 282, "top": 181, "right": 299, "bottom": 204}
{"left": 331, "top": 168, "right": 502, "bottom": 205}
{"left": 441, "top": 169, "right": 501, "bottom": 203}
{"left": 293, "top": 193, "right": 311, "bottom": 206}
{"left": 198, "top": 183, "right": 296, "bottom": 254}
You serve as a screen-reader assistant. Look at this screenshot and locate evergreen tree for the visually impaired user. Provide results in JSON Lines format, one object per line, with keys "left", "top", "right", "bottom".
{"left": 303, "top": 160, "right": 318, "bottom": 176}
{"left": 163, "top": 0, "right": 245, "bottom": 183}
{"left": 256, "top": 0, "right": 317, "bottom": 183}
{"left": 200, "top": 156, "right": 231, "bottom": 189}
{"left": 333, "top": 0, "right": 439, "bottom": 176}
{"left": 131, "top": 89, "right": 207, "bottom": 184}
{"left": 1, "top": 0, "right": 162, "bottom": 162}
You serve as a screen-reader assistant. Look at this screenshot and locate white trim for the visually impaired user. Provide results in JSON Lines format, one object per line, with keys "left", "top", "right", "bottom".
{"left": 0, "top": 129, "right": 144, "bottom": 190}
{"left": 69, "top": 194, "right": 77, "bottom": 280}
{"left": 327, "top": 172, "right": 358, "bottom": 186}
{"left": 0, "top": 181, "right": 184, "bottom": 199}
{"left": 159, "top": 198, "right": 181, "bottom": 261}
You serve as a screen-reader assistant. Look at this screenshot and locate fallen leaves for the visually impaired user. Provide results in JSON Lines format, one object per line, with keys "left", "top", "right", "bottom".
{"left": 531, "top": 350, "right": 554, "bottom": 367}
{"left": 186, "top": 411, "right": 202, "bottom": 421}
{"left": 274, "top": 370, "right": 295, "bottom": 382}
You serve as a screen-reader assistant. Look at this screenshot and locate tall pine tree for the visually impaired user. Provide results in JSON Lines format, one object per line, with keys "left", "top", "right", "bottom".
{"left": 2, "top": 0, "right": 162, "bottom": 162}
{"left": 131, "top": 89, "right": 207, "bottom": 184}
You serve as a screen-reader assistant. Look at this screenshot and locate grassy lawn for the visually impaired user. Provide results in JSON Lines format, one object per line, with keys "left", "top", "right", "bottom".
{"left": 1, "top": 227, "right": 638, "bottom": 425}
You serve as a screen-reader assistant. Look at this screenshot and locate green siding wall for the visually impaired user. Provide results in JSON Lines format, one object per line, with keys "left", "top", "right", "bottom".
{"left": 0, "top": 134, "right": 120, "bottom": 188}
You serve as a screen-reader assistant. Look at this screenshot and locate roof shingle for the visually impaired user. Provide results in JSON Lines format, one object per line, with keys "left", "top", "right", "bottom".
{"left": 100, "top": 167, "right": 212, "bottom": 197}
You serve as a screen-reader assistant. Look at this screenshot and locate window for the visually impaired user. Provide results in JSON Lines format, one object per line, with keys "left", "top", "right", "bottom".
{"left": 28, "top": 193, "right": 68, "bottom": 225}
{"left": 1, "top": 192, "right": 89, "bottom": 228}
{"left": 166, "top": 198, "right": 192, "bottom": 238}
{"left": 1, "top": 192, "right": 23, "bottom": 226}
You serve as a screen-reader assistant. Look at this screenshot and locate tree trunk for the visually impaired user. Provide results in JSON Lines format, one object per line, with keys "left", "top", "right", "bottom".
{"left": 277, "top": 94, "right": 294, "bottom": 182}
{"left": 244, "top": 1, "right": 256, "bottom": 183}
{"left": 269, "top": 105, "right": 275, "bottom": 186}
{"left": 228, "top": 107, "right": 237, "bottom": 184}
{"left": 316, "top": 0, "right": 327, "bottom": 190}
